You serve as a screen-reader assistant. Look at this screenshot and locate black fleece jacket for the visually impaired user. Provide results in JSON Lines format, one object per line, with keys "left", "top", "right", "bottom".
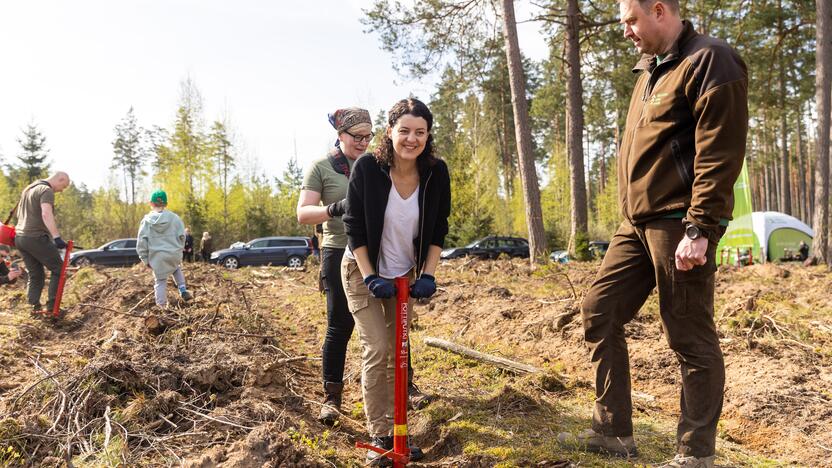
{"left": 343, "top": 154, "right": 451, "bottom": 277}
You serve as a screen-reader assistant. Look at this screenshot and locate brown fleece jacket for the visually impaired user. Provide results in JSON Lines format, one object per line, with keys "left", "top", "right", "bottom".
{"left": 618, "top": 21, "right": 748, "bottom": 236}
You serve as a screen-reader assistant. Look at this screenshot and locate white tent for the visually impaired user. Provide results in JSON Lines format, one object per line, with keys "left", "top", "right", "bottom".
{"left": 752, "top": 211, "right": 814, "bottom": 262}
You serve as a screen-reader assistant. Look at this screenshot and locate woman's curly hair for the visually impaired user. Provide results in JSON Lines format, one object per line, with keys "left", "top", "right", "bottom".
{"left": 374, "top": 98, "right": 437, "bottom": 171}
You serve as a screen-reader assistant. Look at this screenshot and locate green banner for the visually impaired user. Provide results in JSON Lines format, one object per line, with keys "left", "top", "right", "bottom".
{"left": 717, "top": 161, "right": 759, "bottom": 265}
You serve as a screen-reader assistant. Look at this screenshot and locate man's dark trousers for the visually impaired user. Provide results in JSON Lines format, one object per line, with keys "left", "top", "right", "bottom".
{"left": 16, "top": 234, "right": 63, "bottom": 309}
{"left": 581, "top": 219, "right": 724, "bottom": 458}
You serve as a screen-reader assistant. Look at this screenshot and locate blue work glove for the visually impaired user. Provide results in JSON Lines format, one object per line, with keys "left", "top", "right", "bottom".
{"left": 54, "top": 236, "right": 67, "bottom": 249}
{"left": 410, "top": 274, "right": 436, "bottom": 298}
{"left": 363, "top": 274, "right": 397, "bottom": 298}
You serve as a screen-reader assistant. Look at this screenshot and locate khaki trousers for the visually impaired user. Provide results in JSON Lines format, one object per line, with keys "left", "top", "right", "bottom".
{"left": 581, "top": 219, "right": 725, "bottom": 457}
{"left": 341, "top": 256, "right": 413, "bottom": 437}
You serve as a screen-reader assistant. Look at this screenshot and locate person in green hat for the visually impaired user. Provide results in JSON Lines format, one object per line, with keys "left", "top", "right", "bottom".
{"left": 137, "top": 189, "right": 194, "bottom": 308}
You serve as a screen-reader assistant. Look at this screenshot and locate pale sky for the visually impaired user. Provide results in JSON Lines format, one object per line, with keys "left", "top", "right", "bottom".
{"left": 0, "top": 1, "right": 549, "bottom": 191}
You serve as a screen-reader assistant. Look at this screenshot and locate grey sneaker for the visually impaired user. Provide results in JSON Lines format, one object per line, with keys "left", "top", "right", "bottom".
{"left": 658, "top": 454, "right": 716, "bottom": 467}
{"left": 180, "top": 289, "right": 194, "bottom": 301}
{"left": 556, "top": 428, "right": 638, "bottom": 458}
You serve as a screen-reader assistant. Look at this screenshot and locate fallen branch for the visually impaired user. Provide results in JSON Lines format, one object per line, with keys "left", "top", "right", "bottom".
{"left": 11, "top": 368, "right": 68, "bottom": 410}
{"left": 202, "top": 329, "right": 275, "bottom": 339}
{"left": 127, "top": 292, "right": 154, "bottom": 314}
{"left": 79, "top": 303, "right": 145, "bottom": 318}
{"left": 178, "top": 406, "right": 253, "bottom": 430}
{"left": 423, "top": 336, "right": 540, "bottom": 375}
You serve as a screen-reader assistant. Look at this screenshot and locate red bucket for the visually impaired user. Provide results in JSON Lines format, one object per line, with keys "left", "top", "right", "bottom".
{"left": 0, "top": 224, "right": 16, "bottom": 246}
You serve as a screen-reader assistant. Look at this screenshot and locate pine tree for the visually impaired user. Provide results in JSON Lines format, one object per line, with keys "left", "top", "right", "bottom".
{"left": 16, "top": 123, "right": 50, "bottom": 183}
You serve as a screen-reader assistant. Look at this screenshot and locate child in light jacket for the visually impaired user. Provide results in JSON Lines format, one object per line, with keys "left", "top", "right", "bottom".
{"left": 137, "top": 190, "right": 193, "bottom": 307}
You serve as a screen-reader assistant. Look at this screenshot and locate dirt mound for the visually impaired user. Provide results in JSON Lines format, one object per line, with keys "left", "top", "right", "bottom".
{"left": 183, "top": 423, "right": 322, "bottom": 468}
{"left": 0, "top": 264, "right": 332, "bottom": 465}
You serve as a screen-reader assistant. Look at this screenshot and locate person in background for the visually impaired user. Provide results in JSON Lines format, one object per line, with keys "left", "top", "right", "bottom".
{"left": 14, "top": 172, "right": 71, "bottom": 315}
{"left": 341, "top": 98, "right": 451, "bottom": 464}
{"left": 798, "top": 240, "right": 809, "bottom": 262}
{"left": 0, "top": 245, "right": 22, "bottom": 286}
{"left": 183, "top": 227, "right": 195, "bottom": 262}
{"left": 137, "top": 190, "right": 194, "bottom": 309}
{"left": 200, "top": 231, "right": 213, "bottom": 262}
{"left": 310, "top": 226, "right": 321, "bottom": 260}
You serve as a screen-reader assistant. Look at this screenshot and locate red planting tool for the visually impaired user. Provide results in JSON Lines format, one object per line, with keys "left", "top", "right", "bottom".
{"left": 356, "top": 276, "right": 411, "bottom": 467}
{"left": 51, "top": 240, "right": 73, "bottom": 318}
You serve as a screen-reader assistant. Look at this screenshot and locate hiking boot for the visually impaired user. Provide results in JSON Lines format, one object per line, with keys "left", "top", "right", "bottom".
{"left": 318, "top": 382, "right": 343, "bottom": 426}
{"left": 179, "top": 289, "right": 194, "bottom": 301}
{"left": 364, "top": 435, "right": 423, "bottom": 465}
{"left": 49, "top": 308, "right": 67, "bottom": 320}
{"left": 365, "top": 436, "right": 393, "bottom": 467}
{"left": 658, "top": 454, "right": 716, "bottom": 468}
{"left": 556, "top": 428, "right": 638, "bottom": 458}
{"left": 408, "top": 382, "right": 434, "bottom": 409}
{"left": 42, "top": 304, "right": 67, "bottom": 320}
{"left": 30, "top": 304, "right": 44, "bottom": 316}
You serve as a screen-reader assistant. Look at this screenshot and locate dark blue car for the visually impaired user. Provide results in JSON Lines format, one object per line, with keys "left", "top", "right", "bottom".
{"left": 70, "top": 238, "right": 140, "bottom": 267}
{"left": 210, "top": 236, "right": 312, "bottom": 269}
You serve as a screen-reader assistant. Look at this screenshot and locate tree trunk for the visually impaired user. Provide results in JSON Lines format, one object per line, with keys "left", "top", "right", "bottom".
{"left": 565, "top": 0, "right": 589, "bottom": 258}
{"left": 599, "top": 140, "right": 607, "bottom": 193}
{"left": 813, "top": 0, "right": 832, "bottom": 262}
{"left": 500, "top": 0, "right": 547, "bottom": 262}
{"left": 796, "top": 104, "right": 806, "bottom": 222}
{"left": 779, "top": 28, "right": 791, "bottom": 215}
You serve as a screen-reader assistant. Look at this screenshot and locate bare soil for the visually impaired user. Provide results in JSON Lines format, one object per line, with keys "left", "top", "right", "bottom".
{"left": 0, "top": 259, "right": 830, "bottom": 467}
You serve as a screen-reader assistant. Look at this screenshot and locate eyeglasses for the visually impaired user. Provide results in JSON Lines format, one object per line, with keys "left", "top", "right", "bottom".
{"left": 344, "top": 130, "right": 374, "bottom": 144}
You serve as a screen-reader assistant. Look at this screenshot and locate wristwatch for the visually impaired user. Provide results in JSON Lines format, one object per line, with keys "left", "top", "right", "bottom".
{"left": 684, "top": 223, "right": 702, "bottom": 240}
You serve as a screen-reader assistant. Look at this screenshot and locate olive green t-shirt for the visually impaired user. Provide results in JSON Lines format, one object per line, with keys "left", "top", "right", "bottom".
{"left": 15, "top": 181, "right": 55, "bottom": 238}
{"left": 301, "top": 155, "right": 356, "bottom": 249}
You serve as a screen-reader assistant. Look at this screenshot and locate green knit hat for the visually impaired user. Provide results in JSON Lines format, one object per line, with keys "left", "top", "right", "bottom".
{"left": 150, "top": 189, "right": 168, "bottom": 205}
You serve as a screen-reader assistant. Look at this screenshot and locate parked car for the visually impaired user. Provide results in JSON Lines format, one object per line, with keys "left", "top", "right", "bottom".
{"left": 548, "top": 241, "right": 610, "bottom": 264}
{"left": 550, "top": 250, "right": 569, "bottom": 264}
{"left": 71, "top": 239, "right": 140, "bottom": 267}
{"left": 210, "top": 236, "right": 312, "bottom": 269}
{"left": 440, "top": 236, "right": 530, "bottom": 260}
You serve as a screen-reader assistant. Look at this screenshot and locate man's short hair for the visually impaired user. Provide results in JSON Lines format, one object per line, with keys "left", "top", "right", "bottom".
{"left": 627, "top": 0, "right": 681, "bottom": 14}
{"left": 0, "top": 245, "right": 10, "bottom": 253}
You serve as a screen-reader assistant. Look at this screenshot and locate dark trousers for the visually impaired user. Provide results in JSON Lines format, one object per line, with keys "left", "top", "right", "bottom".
{"left": 581, "top": 219, "right": 724, "bottom": 457}
{"left": 321, "top": 247, "right": 355, "bottom": 384}
{"left": 321, "top": 247, "right": 415, "bottom": 385}
{"left": 16, "top": 234, "right": 63, "bottom": 308}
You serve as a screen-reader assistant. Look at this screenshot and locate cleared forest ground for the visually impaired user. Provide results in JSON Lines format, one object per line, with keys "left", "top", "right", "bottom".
{"left": 1, "top": 258, "right": 830, "bottom": 467}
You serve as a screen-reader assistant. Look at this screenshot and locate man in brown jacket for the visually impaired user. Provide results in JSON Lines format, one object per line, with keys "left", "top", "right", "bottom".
{"left": 558, "top": 1, "right": 747, "bottom": 467}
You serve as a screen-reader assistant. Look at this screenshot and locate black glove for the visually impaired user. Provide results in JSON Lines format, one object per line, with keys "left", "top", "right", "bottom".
{"left": 54, "top": 237, "right": 67, "bottom": 249}
{"left": 410, "top": 274, "right": 436, "bottom": 298}
{"left": 327, "top": 199, "right": 348, "bottom": 218}
{"left": 363, "top": 274, "right": 397, "bottom": 298}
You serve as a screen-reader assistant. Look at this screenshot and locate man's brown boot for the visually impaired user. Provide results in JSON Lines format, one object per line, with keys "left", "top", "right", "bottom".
{"left": 318, "top": 382, "right": 343, "bottom": 425}
{"left": 557, "top": 428, "right": 638, "bottom": 458}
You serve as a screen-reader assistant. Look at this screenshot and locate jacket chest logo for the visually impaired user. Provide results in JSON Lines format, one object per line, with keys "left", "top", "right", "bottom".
{"left": 649, "top": 92, "right": 669, "bottom": 106}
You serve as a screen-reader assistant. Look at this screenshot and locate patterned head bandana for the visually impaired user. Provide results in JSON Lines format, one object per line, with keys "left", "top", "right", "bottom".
{"left": 328, "top": 107, "right": 371, "bottom": 133}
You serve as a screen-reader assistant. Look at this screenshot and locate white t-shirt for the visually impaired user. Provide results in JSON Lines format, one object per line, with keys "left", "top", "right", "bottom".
{"left": 378, "top": 182, "right": 419, "bottom": 279}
